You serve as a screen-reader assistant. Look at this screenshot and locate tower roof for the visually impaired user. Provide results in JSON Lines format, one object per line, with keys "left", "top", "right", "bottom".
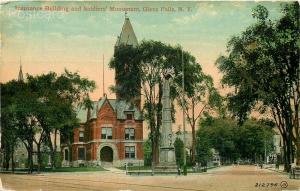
{"left": 115, "top": 17, "right": 138, "bottom": 47}
{"left": 18, "top": 59, "right": 24, "bottom": 82}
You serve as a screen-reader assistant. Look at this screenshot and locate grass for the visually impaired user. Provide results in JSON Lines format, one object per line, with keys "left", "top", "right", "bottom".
{"left": 4, "top": 165, "right": 219, "bottom": 174}
{"left": 43, "top": 166, "right": 107, "bottom": 172}
{"left": 118, "top": 165, "right": 220, "bottom": 172}
{"left": 2, "top": 166, "right": 107, "bottom": 173}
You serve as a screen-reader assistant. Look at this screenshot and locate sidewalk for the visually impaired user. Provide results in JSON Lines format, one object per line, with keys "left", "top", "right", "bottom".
{"left": 263, "top": 164, "right": 287, "bottom": 174}
{"left": 104, "top": 167, "right": 126, "bottom": 174}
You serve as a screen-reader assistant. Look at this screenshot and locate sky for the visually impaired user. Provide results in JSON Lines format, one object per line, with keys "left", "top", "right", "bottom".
{"left": 1, "top": 1, "right": 284, "bottom": 132}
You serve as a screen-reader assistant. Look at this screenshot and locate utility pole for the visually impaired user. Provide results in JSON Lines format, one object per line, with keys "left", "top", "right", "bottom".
{"left": 182, "top": 48, "right": 187, "bottom": 176}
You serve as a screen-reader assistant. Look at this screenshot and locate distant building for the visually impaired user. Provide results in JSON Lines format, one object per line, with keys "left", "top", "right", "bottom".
{"left": 210, "top": 149, "right": 221, "bottom": 166}
{"left": 61, "top": 16, "right": 144, "bottom": 167}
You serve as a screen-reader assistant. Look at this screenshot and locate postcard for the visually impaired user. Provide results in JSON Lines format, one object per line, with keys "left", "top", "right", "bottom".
{"left": 1, "top": 1, "right": 299, "bottom": 191}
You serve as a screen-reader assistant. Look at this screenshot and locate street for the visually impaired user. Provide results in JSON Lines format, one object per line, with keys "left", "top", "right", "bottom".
{"left": 0, "top": 165, "right": 299, "bottom": 191}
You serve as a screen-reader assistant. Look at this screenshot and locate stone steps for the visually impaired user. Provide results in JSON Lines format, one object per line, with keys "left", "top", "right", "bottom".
{"left": 154, "top": 163, "right": 178, "bottom": 173}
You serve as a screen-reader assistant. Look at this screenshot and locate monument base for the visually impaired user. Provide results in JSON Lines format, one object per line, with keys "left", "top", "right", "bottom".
{"left": 155, "top": 146, "right": 177, "bottom": 173}
{"left": 154, "top": 163, "right": 178, "bottom": 173}
{"left": 159, "top": 147, "right": 176, "bottom": 163}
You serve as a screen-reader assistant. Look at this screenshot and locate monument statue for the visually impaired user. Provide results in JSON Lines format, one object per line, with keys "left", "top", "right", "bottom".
{"left": 158, "top": 75, "right": 176, "bottom": 166}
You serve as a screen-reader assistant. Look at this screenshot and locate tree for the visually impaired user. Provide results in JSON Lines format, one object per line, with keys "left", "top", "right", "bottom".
{"left": 1, "top": 80, "right": 38, "bottom": 173}
{"left": 195, "top": 135, "right": 212, "bottom": 166}
{"left": 174, "top": 137, "right": 184, "bottom": 167}
{"left": 26, "top": 70, "right": 95, "bottom": 169}
{"left": 143, "top": 139, "right": 152, "bottom": 166}
{"left": 110, "top": 40, "right": 202, "bottom": 166}
{"left": 177, "top": 71, "right": 222, "bottom": 164}
{"left": 197, "top": 117, "right": 274, "bottom": 164}
{"left": 1, "top": 70, "right": 95, "bottom": 172}
{"left": 1, "top": 108, "right": 19, "bottom": 172}
{"left": 234, "top": 119, "right": 275, "bottom": 162}
{"left": 216, "top": 2, "right": 299, "bottom": 171}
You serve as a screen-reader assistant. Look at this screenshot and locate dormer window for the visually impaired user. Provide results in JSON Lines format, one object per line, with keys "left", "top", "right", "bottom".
{"left": 126, "top": 113, "right": 133, "bottom": 120}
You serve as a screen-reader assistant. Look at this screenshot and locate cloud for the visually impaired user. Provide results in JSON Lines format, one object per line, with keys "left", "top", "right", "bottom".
{"left": 172, "top": 2, "right": 219, "bottom": 25}
{"left": 173, "top": 11, "right": 201, "bottom": 25}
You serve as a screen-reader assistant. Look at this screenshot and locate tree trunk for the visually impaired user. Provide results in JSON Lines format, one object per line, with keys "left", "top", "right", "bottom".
{"left": 154, "top": 84, "right": 163, "bottom": 165}
{"left": 282, "top": 136, "right": 291, "bottom": 172}
{"left": 48, "top": 134, "right": 55, "bottom": 169}
{"left": 27, "top": 143, "right": 33, "bottom": 174}
{"left": 154, "top": 135, "right": 160, "bottom": 165}
{"left": 287, "top": 133, "right": 292, "bottom": 171}
{"left": 151, "top": 125, "right": 160, "bottom": 165}
{"left": 4, "top": 148, "right": 10, "bottom": 171}
{"left": 35, "top": 130, "right": 45, "bottom": 173}
{"left": 45, "top": 131, "right": 54, "bottom": 169}
{"left": 283, "top": 140, "right": 287, "bottom": 171}
{"left": 37, "top": 143, "right": 41, "bottom": 173}
{"left": 11, "top": 147, "right": 14, "bottom": 173}
{"left": 148, "top": 93, "right": 159, "bottom": 166}
{"left": 191, "top": 122, "right": 196, "bottom": 164}
{"left": 152, "top": 137, "right": 158, "bottom": 165}
{"left": 53, "top": 129, "right": 58, "bottom": 168}
{"left": 296, "top": 137, "right": 300, "bottom": 166}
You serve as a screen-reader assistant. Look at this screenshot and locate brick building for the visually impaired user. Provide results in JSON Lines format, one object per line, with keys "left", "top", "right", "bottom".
{"left": 61, "top": 16, "right": 144, "bottom": 167}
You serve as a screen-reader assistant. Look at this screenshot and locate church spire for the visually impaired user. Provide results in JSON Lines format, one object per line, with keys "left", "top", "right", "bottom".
{"left": 18, "top": 57, "right": 24, "bottom": 82}
{"left": 114, "top": 16, "right": 141, "bottom": 110}
{"left": 115, "top": 14, "right": 138, "bottom": 47}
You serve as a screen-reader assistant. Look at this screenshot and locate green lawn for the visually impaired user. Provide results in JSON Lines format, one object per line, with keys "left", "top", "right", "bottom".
{"left": 43, "top": 166, "right": 107, "bottom": 172}
{"left": 117, "top": 165, "right": 220, "bottom": 173}
{"left": 5, "top": 166, "right": 108, "bottom": 173}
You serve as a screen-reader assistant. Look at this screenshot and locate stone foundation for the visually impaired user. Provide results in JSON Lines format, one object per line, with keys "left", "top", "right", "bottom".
{"left": 113, "top": 159, "right": 144, "bottom": 167}
{"left": 72, "top": 160, "right": 88, "bottom": 167}
{"left": 62, "top": 160, "right": 70, "bottom": 167}
{"left": 68, "top": 159, "right": 144, "bottom": 167}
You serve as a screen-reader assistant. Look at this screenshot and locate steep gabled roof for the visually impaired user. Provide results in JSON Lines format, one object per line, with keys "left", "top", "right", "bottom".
{"left": 114, "top": 100, "right": 143, "bottom": 120}
{"left": 115, "top": 17, "right": 138, "bottom": 47}
{"left": 76, "top": 97, "right": 143, "bottom": 123}
{"left": 76, "top": 99, "right": 105, "bottom": 123}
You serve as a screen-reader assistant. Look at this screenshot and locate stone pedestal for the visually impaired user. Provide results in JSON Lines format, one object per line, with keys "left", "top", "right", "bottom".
{"left": 160, "top": 147, "right": 176, "bottom": 164}
{"left": 156, "top": 147, "right": 177, "bottom": 171}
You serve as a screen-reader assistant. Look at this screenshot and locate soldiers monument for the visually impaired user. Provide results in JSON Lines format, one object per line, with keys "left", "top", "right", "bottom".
{"left": 157, "top": 75, "right": 177, "bottom": 170}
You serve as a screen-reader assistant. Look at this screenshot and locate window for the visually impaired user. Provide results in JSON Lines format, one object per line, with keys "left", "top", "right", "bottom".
{"left": 125, "top": 146, "right": 135, "bottom": 159}
{"left": 78, "top": 148, "right": 85, "bottom": 160}
{"left": 79, "top": 131, "right": 84, "bottom": 142}
{"left": 101, "top": 127, "right": 112, "bottom": 139}
{"left": 126, "top": 113, "right": 133, "bottom": 120}
{"left": 125, "top": 128, "right": 135, "bottom": 140}
{"left": 64, "top": 149, "right": 69, "bottom": 161}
